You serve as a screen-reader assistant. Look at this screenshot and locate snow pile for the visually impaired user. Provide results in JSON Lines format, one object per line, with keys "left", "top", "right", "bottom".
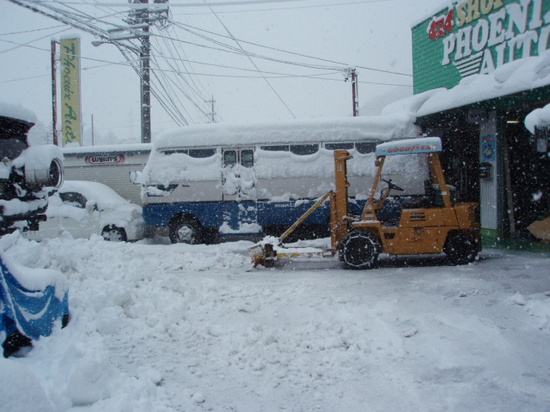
{"left": 509, "top": 291, "right": 550, "bottom": 331}
{"left": 1, "top": 231, "right": 550, "bottom": 411}
{"left": 0, "top": 101, "right": 37, "bottom": 124}
{"left": 12, "top": 144, "right": 63, "bottom": 176}
{"left": 525, "top": 102, "right": 550, "bottom": 133}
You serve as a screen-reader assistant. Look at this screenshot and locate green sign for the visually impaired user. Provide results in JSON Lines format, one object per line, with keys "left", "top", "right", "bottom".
{"left": 412, "top": 0, "right": 550, "bottom": 94}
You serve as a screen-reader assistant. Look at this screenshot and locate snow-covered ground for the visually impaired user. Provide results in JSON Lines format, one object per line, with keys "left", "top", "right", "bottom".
{"left": 1, "top": 232, "right": 550, "bottom": 412}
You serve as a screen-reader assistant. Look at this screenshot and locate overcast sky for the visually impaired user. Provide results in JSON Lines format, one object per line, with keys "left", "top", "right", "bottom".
{"left": 0, "top": 0, "right": 446, "bottom": 145}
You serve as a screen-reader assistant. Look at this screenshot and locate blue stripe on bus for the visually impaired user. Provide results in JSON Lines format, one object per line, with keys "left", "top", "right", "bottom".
{"left": 143, "top": 199, "right": 366, "bottom": 234}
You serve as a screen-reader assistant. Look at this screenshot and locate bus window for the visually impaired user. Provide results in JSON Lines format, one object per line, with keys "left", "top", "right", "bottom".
{"left": 355, "top": 142, "right": 377, "bottom": 154}
{"left": 241, "top": 149, "right": 254, "bottom": 168}
{"left": 290, "top": 144, "right": 318, "bottom": 155}
{"left": 224, "top": 150, "right": 237, "bottom": 167}
{"left": 162, "top": 149, "right": 188, "bottom": 155}
{"left": 260, "top": 145, "right": 289, "bottom": 151}
{"left": 189, "top": 148, "right": 216, "bottom": 158}
{"left": 324, "top": 142, "right": 354, "bottom": 150}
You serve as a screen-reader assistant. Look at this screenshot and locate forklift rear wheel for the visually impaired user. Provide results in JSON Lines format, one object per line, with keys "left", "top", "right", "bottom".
{"left": 444, "top": 233, "right": 478, "bottom": 265}
{"left": 340, "top": 232, "right": 380, "bottom": 269}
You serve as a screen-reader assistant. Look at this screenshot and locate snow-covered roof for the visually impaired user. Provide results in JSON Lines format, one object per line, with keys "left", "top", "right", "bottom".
{"left": 410, "top": 0, "right": 453, "bottom": 28}
{"left": 153, "top": 116, "right": 420, "bottom": 150}
{"left": 62, "top": 143, "right": 152, "bottom": 155}
{"left": 0, "top": 101, "right": 37, "bottom": 124}
{"left": 383, "top": 51, "right": 550, "bottom": 120}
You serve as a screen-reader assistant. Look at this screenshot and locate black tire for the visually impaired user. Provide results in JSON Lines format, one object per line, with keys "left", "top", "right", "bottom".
{"left": 340, "top": 232, "right": 380, "bottom": 269}
{"left": 169, "top": 218, "right": 202, "bottom": 244}
{"left": 101, "top": 225, "right": 127, "bottom": 242}
{"left": 444, "top": 233, "right": 478, "bottom": 265}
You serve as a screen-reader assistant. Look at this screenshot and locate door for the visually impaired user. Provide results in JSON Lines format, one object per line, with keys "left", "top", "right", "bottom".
{"left": 221, "top": 148, "right": 260, "bottom": 233}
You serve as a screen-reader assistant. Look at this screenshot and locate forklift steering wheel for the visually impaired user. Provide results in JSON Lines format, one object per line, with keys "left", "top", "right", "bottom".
{"left": 381, "top": 178, "right": 404, "bottom": 192}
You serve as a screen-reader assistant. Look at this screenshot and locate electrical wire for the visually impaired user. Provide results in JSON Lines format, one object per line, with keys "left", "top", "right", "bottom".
{"left": 202, "top": 0, "right": 296, "bottom": 118}
{"left": 5, "top": 0, "right": 414, "bottom": 130}
{"left": 172, "top": 21, "right": 411, "bottom": 77}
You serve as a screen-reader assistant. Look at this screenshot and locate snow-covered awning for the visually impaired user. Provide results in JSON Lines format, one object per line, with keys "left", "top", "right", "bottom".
{"left": 383, "top": 50, "right": 550, "bottom": 120}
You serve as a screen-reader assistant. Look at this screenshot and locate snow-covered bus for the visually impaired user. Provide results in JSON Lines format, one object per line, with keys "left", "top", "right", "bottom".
{"left": 139, "top": 116, "right": 425, "bottom": 243}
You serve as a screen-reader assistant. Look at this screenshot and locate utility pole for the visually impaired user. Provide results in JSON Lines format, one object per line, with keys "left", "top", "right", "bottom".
{"left": 344, "top": 68, "right": 359, "bottom": 117}
{"left": 91, "top": 114, "right": 95, "bottom": 146}
{"left": 206, "top": 95, "right": 216, "bottom": 123}
{"left": 11, "top": 0, "right": 168, "bottom": 145}
{"left": 130, "top": 0, "right": 152, "bottom": 144}
{"left": 50, "top": 40, "right": 58, "bottom": 146}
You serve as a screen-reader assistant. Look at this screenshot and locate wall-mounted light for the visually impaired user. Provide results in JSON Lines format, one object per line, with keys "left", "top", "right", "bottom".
{"left": 506, "top": 120, "right": 520, "bottom": 124}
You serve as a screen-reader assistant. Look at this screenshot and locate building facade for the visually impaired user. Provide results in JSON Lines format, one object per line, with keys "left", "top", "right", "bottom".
{"left": 411, "top": 0, "right": 550, "bottom": 243}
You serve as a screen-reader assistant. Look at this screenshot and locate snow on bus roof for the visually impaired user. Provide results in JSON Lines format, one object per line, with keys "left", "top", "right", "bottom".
{"left": 153, "top": 115, "right": 420, "bottom": 149}
{"left": 0, "top": 101, "right": 37, "bottom": 125}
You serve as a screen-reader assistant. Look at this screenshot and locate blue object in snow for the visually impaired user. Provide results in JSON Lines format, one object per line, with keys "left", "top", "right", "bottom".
{"left": 0, "top": 254, "right": 69, "bottom": 357}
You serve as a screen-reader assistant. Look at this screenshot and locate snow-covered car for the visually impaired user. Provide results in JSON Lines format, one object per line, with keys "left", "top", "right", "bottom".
{"left": 26, "top": 180, "right": 146, "bottom": 242}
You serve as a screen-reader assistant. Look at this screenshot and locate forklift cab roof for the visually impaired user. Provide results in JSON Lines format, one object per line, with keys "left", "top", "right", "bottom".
{"left": 375, "top": 137, "right": 442, "bottom": 157}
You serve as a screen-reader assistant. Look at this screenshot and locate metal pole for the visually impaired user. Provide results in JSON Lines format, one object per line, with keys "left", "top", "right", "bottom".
{"left": 351, "top": 69, "right": 359, "bottom": 117}
{"left": 138, "top": 1, "right": 151, "bottom": 144}
{"left": 91, "top": 114, "right": 95, "bottom": 146}
{"left": 51, "top": 40, "right": 58, "bottom": 146}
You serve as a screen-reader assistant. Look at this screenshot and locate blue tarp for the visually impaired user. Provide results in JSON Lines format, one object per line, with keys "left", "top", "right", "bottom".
{"left": 0, "top": 254, "right": 69, "bottom": 348}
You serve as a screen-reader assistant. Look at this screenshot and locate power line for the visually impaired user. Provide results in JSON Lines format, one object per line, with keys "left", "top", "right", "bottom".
{"left": 42, "top": 0, "right": 317, "bottom": 8}
{"left": 0, "top": 24, "right": 67, "bottom": 37}
{"left": 169, "top": 21, "right": 411, "bottom": 77}
{"left": 202, "top": 0, "right": 296, "bottom": 119}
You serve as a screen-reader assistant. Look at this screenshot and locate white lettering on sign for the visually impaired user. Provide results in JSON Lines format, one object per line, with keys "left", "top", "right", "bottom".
{"left": 434, "top": 0, "right": 549, "bottom": 77}
{"left": 387, "top": 144, "right": 439, "bottom": 154}
{"left": 85, "top": 154, "right": 125, "bottom": 165}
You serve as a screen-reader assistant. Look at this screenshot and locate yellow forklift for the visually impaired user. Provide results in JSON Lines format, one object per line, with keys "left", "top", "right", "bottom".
{"left": 251, "top": 137, "right": 481, "bottom": 269}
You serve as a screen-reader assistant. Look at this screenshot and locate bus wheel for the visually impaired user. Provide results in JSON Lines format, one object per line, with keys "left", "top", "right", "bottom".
{"left": 444, "top": 233, "right": 478, "bottom": 265}
{"left": 340, "top": 232, "right": 379, "bottom": 269}
{"left": 169, "top": 218, "right": 202, "bottom": 244}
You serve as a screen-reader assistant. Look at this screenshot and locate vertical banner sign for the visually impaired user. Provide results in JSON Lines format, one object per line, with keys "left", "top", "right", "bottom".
{"left": 60, "top": 38, "right": 82, "bottom": 146}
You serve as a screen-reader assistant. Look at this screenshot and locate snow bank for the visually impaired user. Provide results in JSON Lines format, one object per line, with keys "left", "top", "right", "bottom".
{"left": 509, "top": 291, "right": 550, "bottom": 331}
{"left": 2, "top": 233, "right": 550, "bottom": 411}
{"left": 0, "top": 358, "right": 54, "bottom": 412}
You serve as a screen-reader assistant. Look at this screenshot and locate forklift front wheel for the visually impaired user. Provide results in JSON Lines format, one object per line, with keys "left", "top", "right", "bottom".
{"left": 444, "top": 233, "right": 478, "bottom": 265}
{"left": 340, "top": 232, "right": 380, "bottom": 270}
